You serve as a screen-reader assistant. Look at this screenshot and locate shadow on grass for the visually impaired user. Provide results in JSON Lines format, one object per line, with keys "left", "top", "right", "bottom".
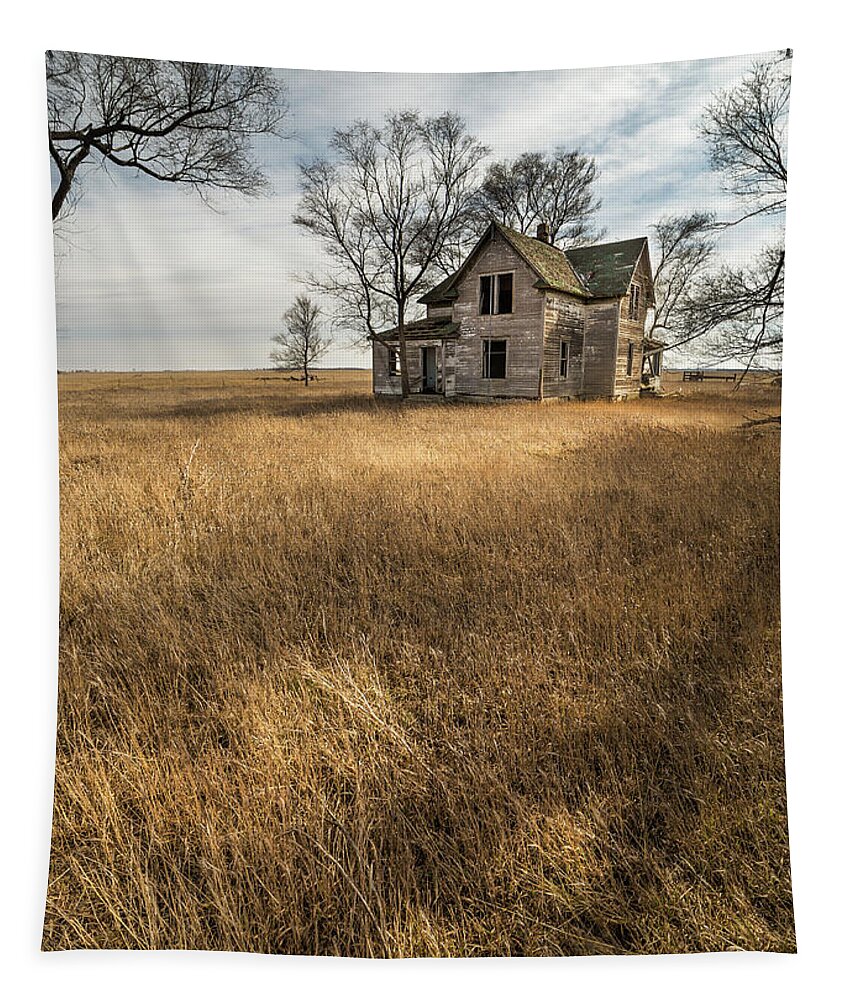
{"left": 110, "top": 390, "right": 462, "bottom": 423}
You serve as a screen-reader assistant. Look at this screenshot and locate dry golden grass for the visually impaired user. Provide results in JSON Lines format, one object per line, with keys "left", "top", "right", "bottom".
{"left": 44, "top": 369, "right": 791, "bottom": 956}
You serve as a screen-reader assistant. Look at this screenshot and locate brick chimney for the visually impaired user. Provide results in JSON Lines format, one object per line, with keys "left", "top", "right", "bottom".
{"left": 535, "top": 222, "right": 550, "bottom": 243}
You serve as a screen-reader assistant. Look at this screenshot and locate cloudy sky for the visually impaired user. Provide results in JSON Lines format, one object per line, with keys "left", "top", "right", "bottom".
{"left": 53, "top": 51, "right": 783, "bottom": 371}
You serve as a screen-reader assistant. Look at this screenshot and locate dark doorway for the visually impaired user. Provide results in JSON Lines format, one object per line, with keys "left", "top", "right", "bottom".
{"left": 421, "top": 346, "right": 437, "bottom": 393}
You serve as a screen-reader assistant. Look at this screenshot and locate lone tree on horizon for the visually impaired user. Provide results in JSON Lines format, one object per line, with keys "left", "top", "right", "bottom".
{"left": 271, "top": 296, "right": 331, "bottom": 386}
{"left": 294, "top": 110, "right": 489, "bottom": 398}
{"left": 47, "top": 51, "right": 288, "bottom": 222}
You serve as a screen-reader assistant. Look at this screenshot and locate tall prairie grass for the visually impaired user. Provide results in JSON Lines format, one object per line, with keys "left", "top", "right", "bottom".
{"left": 44, "top": 370, "right": 791, "bottom": 955}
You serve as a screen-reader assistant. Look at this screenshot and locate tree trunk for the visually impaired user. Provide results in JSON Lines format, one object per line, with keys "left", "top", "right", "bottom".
{"left": 50, "top": 140, "right": 90, "bottom": 222}
{"left": 397, "top": 301, "right": 410, "bottom": 399}
{"left": 52, "top": 170, "right": 75, "bottom": 221}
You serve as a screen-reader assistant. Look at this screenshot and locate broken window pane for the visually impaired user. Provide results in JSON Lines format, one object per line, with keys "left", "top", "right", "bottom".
{"left": 629, "top": 284, "right": 641, "bottom": 320}
{"left": 497, "top": 273, "right": 513, "bottom": 314}
{"left": 483, "top": 339, "right": 507, "bottom": 379}
{"left": 479, "top": 275, "right": 493, "bottom": 315}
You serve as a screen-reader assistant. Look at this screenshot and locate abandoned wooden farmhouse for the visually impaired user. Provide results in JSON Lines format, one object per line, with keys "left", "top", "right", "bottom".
{"left": 371, "top": 221, "right": 665, "bottom": 400}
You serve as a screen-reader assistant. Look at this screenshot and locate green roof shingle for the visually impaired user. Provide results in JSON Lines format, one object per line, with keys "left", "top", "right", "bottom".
{"left": 565, "top": 237, "right": 648, "bottom": 299}
{"left": 494, "top": 223, "right": 590, "bottom": 297}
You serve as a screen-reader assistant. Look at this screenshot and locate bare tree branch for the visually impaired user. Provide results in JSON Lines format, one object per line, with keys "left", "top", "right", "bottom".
{"left": 665, "top": 51, "right": 790, "bottom": 369}
{"left": 671, "top": 245, "right": 785, "bottom": 371}
{"left": 699, "top": 54, "right": 789, "bottom": 211}
{"left": 472, "top": 148, "right": 605, "bottom": 248}
{"left": 47, "top": 50, "right": 289, "bottom": 222}
{"left": 650, "top": 212, "right": 716, "bottom": 343}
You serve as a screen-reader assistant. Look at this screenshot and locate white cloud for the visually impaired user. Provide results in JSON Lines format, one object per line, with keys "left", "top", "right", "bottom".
{"left": 54, "top": 51, "right": 783, "bottom": 371}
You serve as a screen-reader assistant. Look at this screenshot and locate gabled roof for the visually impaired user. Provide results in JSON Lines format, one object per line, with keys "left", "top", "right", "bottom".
{"left": 565, "top": 237, "right": 649, "bottom": 299}
{"left": 495, "top": 224, "right": 590, "bottom": 298}
{"left": 419, "top": 221, "right": 590, "bottom": 304}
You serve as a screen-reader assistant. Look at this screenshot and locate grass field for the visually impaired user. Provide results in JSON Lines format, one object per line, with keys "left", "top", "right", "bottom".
{"left": 44, "top": 369, "right": 791, "bottom": 956}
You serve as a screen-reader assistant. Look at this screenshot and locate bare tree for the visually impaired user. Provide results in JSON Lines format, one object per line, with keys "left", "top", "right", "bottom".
{"left": 271, "top": 296, "right": 331, "bottom": 385}
{"left": 648, "top": 212, "right": 716, "bottom": 346}
{"left": 699, "top": 53, "right": 789, "bottom": 223}
{"left": 294, "top": 111, "right": 489, "bottom": 398}
{"left": 690, "top": 52, "right": 790, "bottom": 373}
{"left": 473, "top": 149, "right": 604, "bottom": 247}
{"left": 47, "top": 51, "right": 288, "bottom": 222}
{"left": 682, "top": 245, "right": 785, "bottom": 367}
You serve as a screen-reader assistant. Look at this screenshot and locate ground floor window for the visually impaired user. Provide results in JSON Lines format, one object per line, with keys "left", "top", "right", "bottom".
{"left": 482, "top": 338, "right": 507, "bottom": 379}
{"left": 388, "top": 347, "right": 401, "bottom": 376}
{"left": 560, "top": 340, "right": 570, "bottom": 378}
{"left": 626, "top": 340, "right": 635, "bottom": 376}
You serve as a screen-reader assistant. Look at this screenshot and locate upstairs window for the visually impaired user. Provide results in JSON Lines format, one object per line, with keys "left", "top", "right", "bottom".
{"left": 559, "top": 340, "right": 570, "bottom": 379}
{"left": 388, "top": 347, "right": 401, "bottom": 376}
{"left": 628, "top": 283, "right": 641, "bottom": 320}
{"left": 479, "top": 273, "right": 514, "bottom": 315}
{"left": 626, "top": 340, "right": 635, "bottom": 376}
{"left": 497, "top": 273, "right": 513, "bottom": 314}
{"left": 482, "top": 339, "right": 507, "bottom": 379}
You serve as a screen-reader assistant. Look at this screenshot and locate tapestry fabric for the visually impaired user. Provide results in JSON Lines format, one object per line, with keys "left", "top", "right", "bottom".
{"left": 44, "top": 49, "right": 793, "bottom": 956}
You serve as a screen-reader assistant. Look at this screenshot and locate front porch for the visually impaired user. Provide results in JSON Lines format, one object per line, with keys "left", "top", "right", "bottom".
{"left": 640, "top": 337, "right": 666, "bottom": 395}
{"left": 370, "top": 317, "right": 459, "bottom": 397}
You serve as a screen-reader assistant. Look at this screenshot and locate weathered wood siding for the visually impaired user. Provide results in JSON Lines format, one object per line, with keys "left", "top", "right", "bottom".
{"left": 581, "top": 299, "right": 619, "bottom": 398}
{"left": 426, "top": 303, "right": 453, "bottom": 319}
{"left": 451, "top": 232, "right": 544, "bottom": 398}
{"left": 613, "top": 245, "right": 654, "bottom": 398}
{"left": 372, "top": 338, "right": 457, "bottom": 396}
{"left": 372, "top": 340, "right": 403, "bottom": 396}
{"left": 542, "top": 292, "right": 585, "bottom": 398}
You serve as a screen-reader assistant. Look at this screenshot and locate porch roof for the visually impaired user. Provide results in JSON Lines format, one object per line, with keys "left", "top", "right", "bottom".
{"left": 371, "top": 317, "right": 460, "bottom": 342}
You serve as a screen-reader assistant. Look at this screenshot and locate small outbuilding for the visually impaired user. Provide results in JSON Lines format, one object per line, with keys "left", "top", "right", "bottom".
{"left": 371, "top": 221, "right": 664, "bottom": 400}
